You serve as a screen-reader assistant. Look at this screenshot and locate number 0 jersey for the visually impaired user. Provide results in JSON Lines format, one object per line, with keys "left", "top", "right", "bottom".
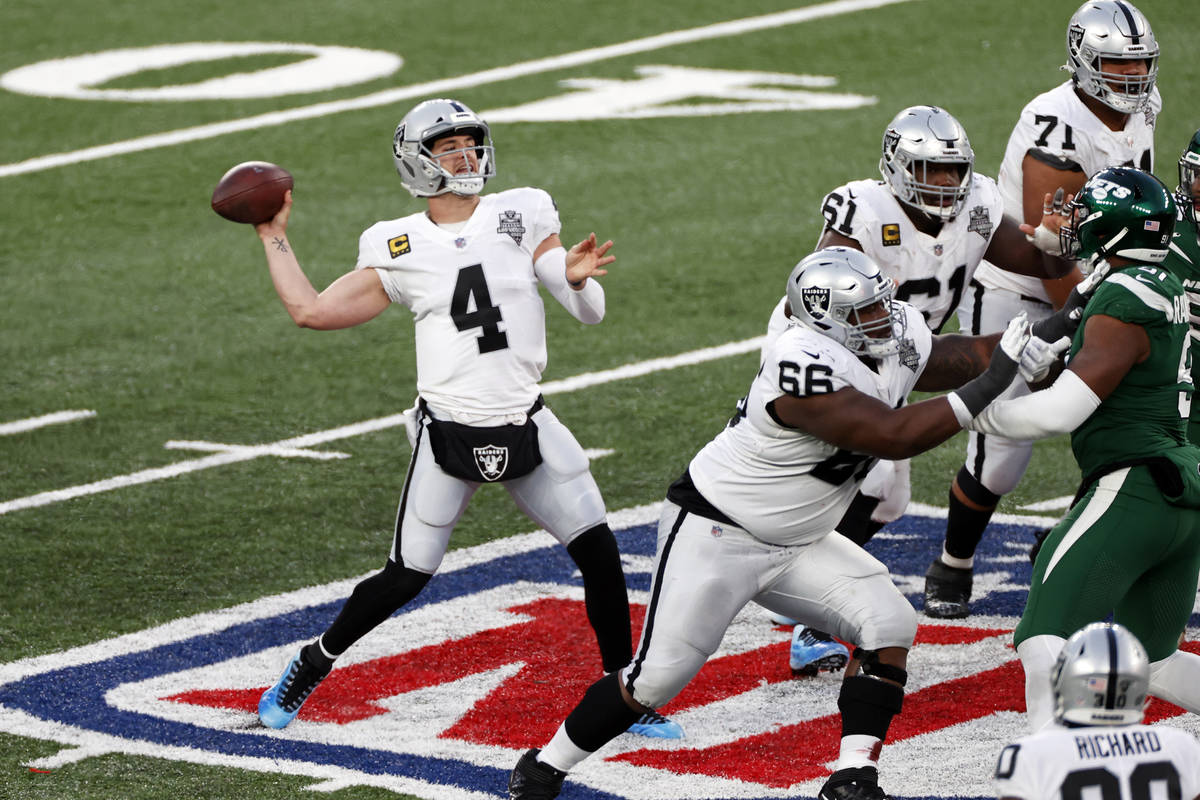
{"left": 994, "top": 723, "right": 1200, "bottom": 800}
{"left": 818, "top": 177, "right": 1004, "bottom": 333}
{"left": 355, "top": 187, "right": 602, "bottom": 420}
{"left": 976, "top": 80, "right": 1160, "bottom": 303}
{"left": 688, "top": 303, "right": 932, "bottom": 546}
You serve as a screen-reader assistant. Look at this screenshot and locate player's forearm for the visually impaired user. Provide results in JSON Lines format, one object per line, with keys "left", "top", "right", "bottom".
{"left": 968, "top": 368, "right": 1099, "bottom": 439}
{"left": 851, "top": 399, "right": 964, "bottom": 460}
{"left": 259, "top": 232, "right": 320, "bottom": 326}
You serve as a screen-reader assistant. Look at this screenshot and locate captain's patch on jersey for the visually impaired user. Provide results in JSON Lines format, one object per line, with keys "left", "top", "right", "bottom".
{"left": 387, "top": 233, "right": 412, "bottom": 258}
{"left": 882, "top": 223, "right": 901, "bottom": 247}
{"left": 2, "top": 509, "right": 1196, "bottom": 799}
{"left": 497, "top": 210, "right": 525, "bottom": 245}
{"left": 967, "top": 205, "right": 993, "bottom": 239}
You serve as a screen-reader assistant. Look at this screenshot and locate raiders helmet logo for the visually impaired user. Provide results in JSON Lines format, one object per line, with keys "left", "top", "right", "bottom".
{"left": 497, "top": 210, "right": 525, "bottom": 245}
{"left": 801, "top": 286, "right": 831, "bottom": 317}
{"left": 474, "top": 445, "right": 509, "bottom": 481}
{"left": 883, "top": 129, "right": 901, "bottom": 159}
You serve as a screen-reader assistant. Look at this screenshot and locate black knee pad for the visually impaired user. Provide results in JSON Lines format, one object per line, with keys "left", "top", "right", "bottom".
{"left": 955, "top": 466, "right": 1001, "bottom": 508}
{"left": 852, "top": 648, "right": 908, "bottom": 686}
{"left": 563, "top": 672, "right": 641, "bottom": 753}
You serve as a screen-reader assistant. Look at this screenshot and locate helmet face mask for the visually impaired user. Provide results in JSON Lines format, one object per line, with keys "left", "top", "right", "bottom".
{"left": 1176, "top": 129, "right": 1200, "bottom": 226}
{"left": 393, "top": 98, "right": 496, "bottom": 198}
{"left": 786, "top": 247, "right": 906, "bottom": 358}
{"left": 1065, "top": 1, "right": 1158, "bottom": 114}
{"left": 1052, "top": 622, "right": 1150, "bottom": 727}
{"left": 879, "top": 105, "right": 974, "bottom": 222}
{"left": 1059, "top": 167, "right": 1175, "bottom": 264}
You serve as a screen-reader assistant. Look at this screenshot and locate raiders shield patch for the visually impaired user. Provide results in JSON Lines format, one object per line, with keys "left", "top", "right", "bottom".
{"left": 967, "top": 206, "right": 993, "bottom": 239}
{"left": 388, "top": 234, "right": 411, "bottom": 258}
{"left": 801, "top": 286, "right": 831, "bottom": 317}
{"left": 882, "top": 224, "right": 901, "bottom": 247}
{"left": 474, "top": 445, "right": 509, "bottom": 481}
{"left": 497, "top": 210, "right": 525, "bottom": 245}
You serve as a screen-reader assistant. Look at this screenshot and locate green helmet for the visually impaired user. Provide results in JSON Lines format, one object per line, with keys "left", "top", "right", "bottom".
{"left": 1060, "top": 167, "right": 1176, "bottom": 264}
{"left": 1177, "top": 128, "right": 1200, "bottom": 225}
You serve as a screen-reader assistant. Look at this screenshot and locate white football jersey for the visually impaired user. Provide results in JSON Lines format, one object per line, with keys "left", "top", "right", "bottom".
{"left": 976, "top": 80, "right": 1161, "bottom": 301}
{"left": 994, "top": 723, "right": 1200, "bottom": 800}
{"left": 689, "top": 303, "right": 932, "bottom": 546}
{"left": 356, "top": 187, "right": 602, "bottom": 420}
{"left": 818, "top": 177, "right": 1005, "bottom": 332}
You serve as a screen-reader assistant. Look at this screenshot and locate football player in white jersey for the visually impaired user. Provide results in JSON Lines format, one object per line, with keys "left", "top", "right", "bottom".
{"left": 508, "top": 247, "right": 1033, "bottom": 800}
{"left": 250, "top": 97, "right": 677, "bottom": 738}
{"left": 768, "top": 105, "right": 1072, "bottom": 670}
{"left": 929, "top": 0, "right": 1161, "bottom": 619}
{"left": 995, "top": 623, "right": 1200, "bottom": 800}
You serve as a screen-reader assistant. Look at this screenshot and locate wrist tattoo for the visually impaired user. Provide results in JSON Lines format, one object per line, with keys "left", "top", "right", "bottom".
{"left": 271, "top": 237, "right": 289, "bottom": 254}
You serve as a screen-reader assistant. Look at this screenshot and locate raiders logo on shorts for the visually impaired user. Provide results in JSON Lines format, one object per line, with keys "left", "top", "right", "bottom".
{"left": 474, "top": 445, "right": 509, "bottom": 481}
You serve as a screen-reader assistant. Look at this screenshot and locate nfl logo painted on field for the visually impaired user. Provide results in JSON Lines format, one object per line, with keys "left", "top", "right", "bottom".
{"left": 1, "top": 507, "right": 1196, "bottom": 799}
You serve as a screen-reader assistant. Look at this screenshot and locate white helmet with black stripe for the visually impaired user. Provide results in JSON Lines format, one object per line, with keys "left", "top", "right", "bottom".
{"left": 392, "top": 98, "right": 496, "bottom": 197}
{"left": 1065, "top": 1, "right": 1158, "bottom": 114}
{"left": 1052, "top": 622, "right": 1150, "bottom": 726}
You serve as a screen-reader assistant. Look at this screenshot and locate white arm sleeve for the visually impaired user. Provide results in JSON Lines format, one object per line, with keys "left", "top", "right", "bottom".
{"left": 534, "top": 246, "right": 605, "bottom": 324}
{"left": 968, "top": 369, "right": 1101, "bottom": 440}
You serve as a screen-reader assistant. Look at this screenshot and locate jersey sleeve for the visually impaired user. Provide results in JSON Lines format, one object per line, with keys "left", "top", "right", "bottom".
{"left": 354, "top": 225, "right": 406, "bottom": 305}
{"left": 528, "top": 188, "right": 563, "bottom": 252}
{"left": 818, "top": 181, "right": 873, "bottom": 242}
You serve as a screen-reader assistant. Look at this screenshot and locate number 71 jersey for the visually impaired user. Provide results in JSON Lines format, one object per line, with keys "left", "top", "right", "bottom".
{"left": 355, "top": 187, "right": 562, "bottom": 417}
{"left": 687, "top": 302, "right": 932, "bottom": 546}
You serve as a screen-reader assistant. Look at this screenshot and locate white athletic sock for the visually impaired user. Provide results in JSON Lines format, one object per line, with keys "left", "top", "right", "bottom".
{"left": 537, "top": 724, "right": 592, "bottom": 773}
{"left": 1016, "top": 634, "right": 1064, "bottom": 731}
{"left": 835, "top": 734, "right": 882, "bottom": 771}
{"left": 940, "top": 547, "right": 973, "bottom": 570}
{"left": 1149, "top": 649, "right": 1200, "bottom": 714}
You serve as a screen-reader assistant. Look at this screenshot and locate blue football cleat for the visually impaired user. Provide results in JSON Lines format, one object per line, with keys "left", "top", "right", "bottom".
{"left": 626, "top": 709, "right": 684, "bottom": 739}
{"left": 789, "top": 626, "right": 850, "bottom": 676}
{"left": 258, "top": 648, "right": 330, "bottom": 729}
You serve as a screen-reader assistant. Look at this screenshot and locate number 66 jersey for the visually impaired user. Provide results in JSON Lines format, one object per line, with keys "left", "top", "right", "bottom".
{"left": 687, "top": 301, "right": 932, "bottom": 547}
{"left": 354, "top": 187, "right": 603, "bottom": 420}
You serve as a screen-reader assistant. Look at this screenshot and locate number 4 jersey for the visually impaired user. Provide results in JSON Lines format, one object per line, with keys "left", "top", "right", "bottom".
{"left": 994, "top": 723, "right": 1200, "bottom": 800}
{"left": 687, "top": 302, "right": 932, "bottom": 546}
{"left": 356, "top": 187, "right": 603, "bottom": 419}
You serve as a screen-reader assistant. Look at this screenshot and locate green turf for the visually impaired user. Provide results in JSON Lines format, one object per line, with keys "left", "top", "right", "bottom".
{"left": 1, "top": 0, "right": 1195, "bottom": 796}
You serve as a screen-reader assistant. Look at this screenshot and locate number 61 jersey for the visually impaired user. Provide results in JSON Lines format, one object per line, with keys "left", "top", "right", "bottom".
{"left": 355, "top": 187, "right": 597, "bottom": 419}
{"left": 688, "top": 302, "right": 932, "bottom": 547}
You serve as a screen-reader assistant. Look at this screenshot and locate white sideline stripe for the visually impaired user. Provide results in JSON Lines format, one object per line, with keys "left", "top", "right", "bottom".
{"left": 0, "top": 0, "right": 917, "bottom": 178}
{"left": 0, "top": 409, "right": 96, "bottom": 436}
{"left": 1018, "top": 495, "right": 1074, "bottom": 512}
{"left": 0, "top": 337, "right": 763, "bottom": 516}
{"left": 164, "top": 440, "right": 351, "bottom": 460}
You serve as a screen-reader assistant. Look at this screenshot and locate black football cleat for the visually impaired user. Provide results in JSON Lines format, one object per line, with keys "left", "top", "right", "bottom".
{"left": 819, "top": 766, "right": 890, "bottom": 800}
{"left": 923, "top": 558, "right": 972, "bottom": 619}
{"left": 509, "top": 749, "right": 566, "bottom": 799}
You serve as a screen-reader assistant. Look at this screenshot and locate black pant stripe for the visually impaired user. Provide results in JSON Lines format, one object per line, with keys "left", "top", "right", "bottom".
{"left": 624, "top": 507, "right": 687, "bottom": 694}
{"left": 391, "top": 418, "right": 425, "bottom": 569}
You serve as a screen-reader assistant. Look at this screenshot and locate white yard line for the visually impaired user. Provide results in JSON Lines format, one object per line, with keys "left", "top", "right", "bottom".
{"left": 0, "top": 409, "right": 96, "bottom": 436}
{"left": 0, "top": 0, "right": 918, "bottom": 178}
{"left": 0, "top": 337, "right": 764, "bottom": 516}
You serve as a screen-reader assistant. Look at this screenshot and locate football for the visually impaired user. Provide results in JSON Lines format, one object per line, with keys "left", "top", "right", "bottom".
{"left": 210, "top": 161, "right": 293, "bottom": 224}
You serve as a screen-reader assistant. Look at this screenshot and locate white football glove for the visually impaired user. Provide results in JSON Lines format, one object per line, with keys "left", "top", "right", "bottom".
{"left": 1018, "top": 334, "right": 1071, "bottom": 383}
{"left": 998, "top": 311, "right": 1032, "bottom": 362}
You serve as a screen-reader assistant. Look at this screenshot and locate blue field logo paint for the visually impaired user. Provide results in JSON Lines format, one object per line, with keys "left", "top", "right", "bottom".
{"left": 0, "top": 508, "right": 1192, "bottom": 799}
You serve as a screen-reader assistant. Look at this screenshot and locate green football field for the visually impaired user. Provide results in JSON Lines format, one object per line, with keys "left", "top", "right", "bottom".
{"left": 1, "top": 0, "right": 1196, "bottom": 797}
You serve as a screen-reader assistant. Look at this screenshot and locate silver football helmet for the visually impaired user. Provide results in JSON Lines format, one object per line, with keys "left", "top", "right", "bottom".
{"left": 1064, "top": 1, "right": 1158, "bottom": 114}
{"left": 392, "top": 98, "right": 495, "bottom": 198}
{"left": 786, "top": 247, "right": 905, "bottom": 358}
{"left": 879, "top": 106, "right": 974, "bottom": 222}
{"left": 1052, "top": 622, "right": 1150, "bottom": 727}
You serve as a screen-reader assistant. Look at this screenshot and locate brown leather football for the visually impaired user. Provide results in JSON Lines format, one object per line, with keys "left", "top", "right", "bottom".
{"left": 211, "top": 161, "right": 293, "bottom": 224}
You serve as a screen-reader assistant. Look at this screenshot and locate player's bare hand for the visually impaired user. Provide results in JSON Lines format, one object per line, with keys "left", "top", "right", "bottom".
{"left": 255, "top": 189, "right": 293, "bottom": 240}
{"left": 1020, "top": 188, "right": 1073, "bottom": 238}
{"left": 565, "top": 232, "right": 614, "bottom": 286}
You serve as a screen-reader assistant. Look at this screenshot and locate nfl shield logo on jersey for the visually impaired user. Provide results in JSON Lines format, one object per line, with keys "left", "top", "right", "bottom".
{"left": 474, "top": 444, "right": 509, "bottom": 480}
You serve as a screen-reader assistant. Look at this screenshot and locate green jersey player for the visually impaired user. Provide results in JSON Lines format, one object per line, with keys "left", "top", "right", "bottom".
{"left": 1163, "top": 128, "right": 1200, "bottom": 441}
{"left": 966, "top": 167, "right": 1200, "bottom": 731}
